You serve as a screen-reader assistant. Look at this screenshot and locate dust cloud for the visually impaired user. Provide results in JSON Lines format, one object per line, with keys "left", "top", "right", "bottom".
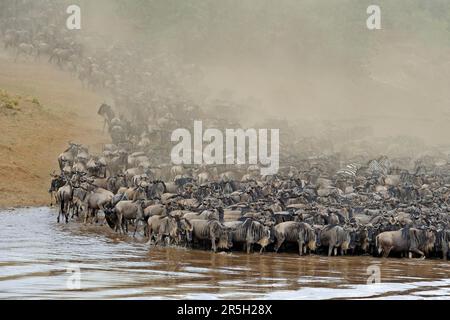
{"left": 8, "top": 0, "right": 450, "bottom": 154}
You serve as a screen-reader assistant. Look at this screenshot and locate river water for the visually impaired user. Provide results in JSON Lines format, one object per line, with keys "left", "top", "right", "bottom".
{"left": 0, "top": 207, "right": 448, "bottom": 300}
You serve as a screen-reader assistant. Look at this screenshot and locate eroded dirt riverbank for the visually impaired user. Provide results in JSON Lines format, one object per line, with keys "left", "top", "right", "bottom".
{"left": 0, "top": 207, "right": 448, "bottom": 299}
{"left": 0, "top": 53, "right": 108, "bottom": 209}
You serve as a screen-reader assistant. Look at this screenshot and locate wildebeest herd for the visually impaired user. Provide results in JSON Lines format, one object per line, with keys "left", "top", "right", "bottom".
{"left": 49, "top": 131, "right": 450, "bottom": 260}
{"left": 1, "top": 1, "right": 450, "bottom": 260}
{"left": 49, "top": 102, "right": 450, "bottom": 259}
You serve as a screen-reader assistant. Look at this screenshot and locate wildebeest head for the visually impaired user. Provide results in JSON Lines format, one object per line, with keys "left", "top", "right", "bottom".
{"left": 346, "top": 227, "right": 359, "bottom": 250}
{"left": 414, "top": 228, "right": 436, "bottom": 253}
{"left": 358, "top": 226, "right": 370, "bottom": 251}
{"left": 104, "top": 208, "right": 117, "bottom": 230}
{"left": 300, "top": 223, "right": 317, "bottom": 251}
{"left": 136, "top": 200, "right": 147, "bottom": 220}
{"left": 49, "top": 174, "right": 65, "bottom": 193}
{"left": 341, "top": 229, "right": 351, "bottom": 251}
{"left": 178, "top": 218, "right": 193, "bottom": 242}
{"left": 98, "top": 103, "right": 115, "bottom": 121}
{"left": 217, "top": 226, "right": 233, "bottom": 250}
{"left": 161, "top": 216, "right": 179, "bottom": 240}
{"left": 254, "top": 222, "right": 273, "bottom": 248}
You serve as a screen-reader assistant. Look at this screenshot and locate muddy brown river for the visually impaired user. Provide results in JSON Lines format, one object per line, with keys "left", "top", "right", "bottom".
{"left": 0, "top": 207, "right": 448, "bottom": 300}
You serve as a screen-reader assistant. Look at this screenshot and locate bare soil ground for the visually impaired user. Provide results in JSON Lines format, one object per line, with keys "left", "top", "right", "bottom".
{"left": 0, "top": 53, "right": 109, "bottom": 208}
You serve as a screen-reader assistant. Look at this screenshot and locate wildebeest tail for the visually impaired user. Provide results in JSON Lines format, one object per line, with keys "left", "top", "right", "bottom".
{"left": 375, "top": 235, "right": 382, "bottom": 255}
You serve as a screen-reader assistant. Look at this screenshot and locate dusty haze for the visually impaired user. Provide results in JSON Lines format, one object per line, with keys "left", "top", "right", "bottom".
{"left": 70, "top": 0, "right": 450, "bottom": 149}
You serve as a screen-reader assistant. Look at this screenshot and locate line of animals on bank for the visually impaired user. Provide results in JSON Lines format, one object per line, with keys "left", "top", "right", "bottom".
{"left": 2, "top": 1, "right": 449, "bottom": 259}
{"left": 48, "top": 105, "right": 450, "bottom": 260}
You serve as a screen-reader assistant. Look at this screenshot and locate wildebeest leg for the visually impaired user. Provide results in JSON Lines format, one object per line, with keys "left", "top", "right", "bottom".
{"left": 155, "top": 234, "right": 163, "bottom": 246}
{"left": 83, "top": 208, "right": 87, "bottom": 224}
{"left": 58, "top": 197, "right": 64, "bottom": 223}
{"left": 298, "top": 241, "right": 303, "bottom": 256}
{"left": 64, "top": 201, "right": 69, "bottom": 223}
{"left": 122, "top": 220, "right": 127, "bottom": 233}
{"left": 146, "top": 227, "right": 154, "bottom": 244}
{"left": 117, "top": 215, "right": 125, "bottom": 234}
{"left": 143, "top": 224, "right": 148, "bottom": 238}
{"left": 383, "top": 246, "right": 393, "bottom": 258}
{"left": 274, "top": 237, "right": 285, "bottom": 253}
{"left": 133, "top": 220, "right": 139, "bottom": 237}
{"left": 410, "top": 248, "right": 425, "bottom": 259}
{"left": 69, "top": 203, "right": 75, "bottom": 219}
{"left": 93, "top": 209, "right": 99, "bottom": 224}
{"left": 176, "top": 235, "right": 182, "bottom": 246}
{"left": 328, "top": 245, "right": 333, "bottom": 257}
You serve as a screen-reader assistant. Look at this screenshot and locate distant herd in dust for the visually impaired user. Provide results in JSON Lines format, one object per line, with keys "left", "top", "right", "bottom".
{"left": 1, "top": 1, "right": 449, "bottom": 259}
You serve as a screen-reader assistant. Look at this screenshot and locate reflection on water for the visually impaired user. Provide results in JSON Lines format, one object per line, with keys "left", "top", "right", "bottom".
{"left": 0, "top": 208, "right": 448, "bottom": 300}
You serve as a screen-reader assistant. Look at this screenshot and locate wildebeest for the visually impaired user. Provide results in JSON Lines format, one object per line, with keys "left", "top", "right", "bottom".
{"left": 15, "top": 43, "right": 34, "bottom": 61}
{"left": 318, "top": 225, "right": 350, "bottom": 256}
{"left": 147, "top": 215, "right": 178, "bottom": 245}
{"left": 144, "top": 204, "right": 167, "bottom": 218}
{"left": 98, "top": 103, "right": 115, "bottom": 132}
{"left": 49, "top": 48, "right": 73, "bottom": 67}
{"left": 55, "top": 181, "right": 73, "bottom": 223}
{"left": 274, "top": 221, "right": 316, "bottom": 255}
{"left": 49, "top": 173, "right": 65, "bottom": 207}
{"left": 347, "top": 225, "right": 372, "bottom": 254}
{"left": 183, "top": 209, "right": 222, "bottom": 222}
{"left": 58, "top": 143, "right": 80, "bottom": 171}
{"left": 190, "top": 219, "right": 233, "bottom": 253}
{"left": 434, "top": 229, "right": 450, "bottom": 260}
{"left": 79, "top": 187, "right": 114, "bottom": 224}
{"left": 147, "top": 215, "right": 193, "bottom": 246}
{"left": 376, "top": 228, "right": 436, "bottom": 259}
{"left": 106, "top": 200, "right": 146, "bottom": 235}
{"left": 225, "top": 219, "right": 272, "bottom": 254}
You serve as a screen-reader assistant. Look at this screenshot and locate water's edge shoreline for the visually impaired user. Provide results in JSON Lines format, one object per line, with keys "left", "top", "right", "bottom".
{"left": 0, "top": 204, "right": 50, "bottom": 211}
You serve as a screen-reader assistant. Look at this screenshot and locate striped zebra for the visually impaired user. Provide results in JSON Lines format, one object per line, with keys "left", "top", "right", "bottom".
{"left": 336, "top": 163, "right": 362, "bottom": 179}
{"left": 367, "top": 156, "right": 391, "bottom": 176}
{"left": 400, "top": 170, "right": 414, "bottom": 183}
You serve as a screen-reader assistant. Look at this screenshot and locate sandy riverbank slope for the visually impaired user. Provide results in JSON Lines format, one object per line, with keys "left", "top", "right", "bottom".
{"left": 0, "top": 53, "right": 109, "bottom": 208}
